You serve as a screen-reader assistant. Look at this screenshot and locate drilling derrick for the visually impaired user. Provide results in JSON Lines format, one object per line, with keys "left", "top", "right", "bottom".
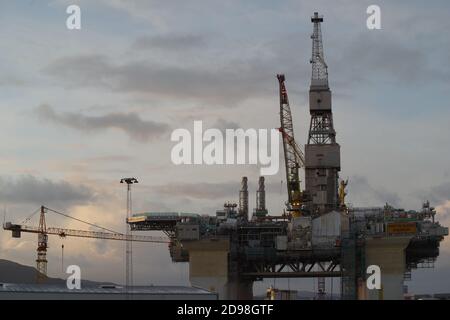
{"left": 305, "top": 12, "right": 341, "bottom": 214}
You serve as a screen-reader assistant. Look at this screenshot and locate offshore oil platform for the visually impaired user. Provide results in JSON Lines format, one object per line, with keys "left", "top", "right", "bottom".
{"left": 3, "top": 12, "right": 448, "bottom": 300}
{"left": 127, "top": 12, "right": 448, "bottom": 299}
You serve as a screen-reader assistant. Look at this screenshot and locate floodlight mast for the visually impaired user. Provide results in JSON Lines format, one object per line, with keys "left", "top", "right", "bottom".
{"left": 120, "top": 177, "right": 139, "bottom": 294}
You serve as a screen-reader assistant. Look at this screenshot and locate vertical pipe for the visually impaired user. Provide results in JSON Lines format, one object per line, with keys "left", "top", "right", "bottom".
{"left": 239, "top": 177, "right": 248, "bottom": 221}
{"left": 256, "top": 176, "right": 266, "bottom": 211}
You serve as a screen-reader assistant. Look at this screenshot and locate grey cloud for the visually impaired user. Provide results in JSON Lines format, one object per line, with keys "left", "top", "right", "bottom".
{"left": 0, "top": 75, "right": 24, "bottom": 87}
{"left": 43, "top": 54, "right": 276, "bottom": 106}
{"left": 415, "top": 181, "right": 450, "bottom": 205}
{"left": 210, "top": 118, "right": 242, "bottom": 138}
{"left": 43, "top": 55, "right": 115, "bottom": 88}
{"left": 348, "top": 175, "right": 401, "bottom": 207}
{"left": 154, "top": 182, "right": 237, "bottom": 200}
{"left": 132, "top": 34, "right": 207, "bottom": 51}
{"left": 212, "top": 118, "right": 241, "bottom": 131}
{"left": 153, "top": 179, "right": 282, "bottom": 201}
{"left": 338, "top": 34, "right": 429, "bottom": 84}
{"left": 0, "top": 175, "right": 93, "bottom": 206}
{"left": 430, "top": 182, "right": 450, "bottom": 203}
{"left": 35, "top": 104, "right": 170, "bottom": 143}
{"left": 32, "top": 5, "right": 450, "bottom": 109}
{"left": 83, "top": 155, "right": 133, "bottom": 163}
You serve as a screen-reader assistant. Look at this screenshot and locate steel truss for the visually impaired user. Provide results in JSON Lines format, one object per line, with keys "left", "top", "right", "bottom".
{"left": 242, "top": 260, "right": 340, "bottom": 279}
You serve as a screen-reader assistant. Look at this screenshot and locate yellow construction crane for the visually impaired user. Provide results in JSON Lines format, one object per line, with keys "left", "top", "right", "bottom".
{"left": 3, "top": 205, "right": 170, "bottom": 283}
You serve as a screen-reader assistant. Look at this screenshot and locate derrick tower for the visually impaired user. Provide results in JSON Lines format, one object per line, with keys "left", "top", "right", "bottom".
{"left": 305, "top": 12, "right": 341, "bottom": 214}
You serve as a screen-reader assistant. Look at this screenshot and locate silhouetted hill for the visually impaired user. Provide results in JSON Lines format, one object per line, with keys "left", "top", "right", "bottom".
{"left": 0, "top": 259, "right": 114, "bottom": 286}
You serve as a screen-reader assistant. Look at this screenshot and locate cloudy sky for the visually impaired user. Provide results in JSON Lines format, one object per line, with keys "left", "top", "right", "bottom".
{"left": 1, "top": 0, "right": 449, "bottom": 295}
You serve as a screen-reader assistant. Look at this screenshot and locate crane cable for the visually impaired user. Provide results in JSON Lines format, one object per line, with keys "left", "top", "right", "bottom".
{"left": 21, "top": 207, "right": 41, "bottom": 224}
{"left": 44, "top": 206, "right": 122, "bottom": 235}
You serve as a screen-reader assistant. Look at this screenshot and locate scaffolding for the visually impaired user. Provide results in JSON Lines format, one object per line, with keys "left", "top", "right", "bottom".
{"left": 340, "top": 219, "right": 365, "bottom": 300}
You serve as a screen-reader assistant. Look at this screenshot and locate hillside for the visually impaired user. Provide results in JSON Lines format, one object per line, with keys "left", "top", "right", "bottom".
{"left": 0, "top": 259, "right": 113, "bottom": 286}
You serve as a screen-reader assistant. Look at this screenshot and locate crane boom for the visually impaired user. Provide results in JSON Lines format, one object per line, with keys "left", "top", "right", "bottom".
{"left": 279, "top": 127, "right": 305, "bottom": 167}
{"left": 277, "top": 74, "right": 305, "bottom": 215}
{"left": 3, "top": 222, "right": 169, "bottom": 243}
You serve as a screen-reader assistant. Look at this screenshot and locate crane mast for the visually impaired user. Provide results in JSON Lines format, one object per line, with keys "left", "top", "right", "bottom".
{"left": 36, "top": 206, "right": 48, "bottom": 283}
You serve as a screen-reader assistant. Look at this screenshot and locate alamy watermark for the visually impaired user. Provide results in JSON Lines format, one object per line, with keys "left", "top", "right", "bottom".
{"left": 65, "top": 5, "right": 380, "bottom": 32}
{"left": 66, "top": 5, "right": 81, "bottom": 30}
{"left": 367, "top": 5, "right": 381, "bottom": 30}
{"left": 366, "top": 265, "right": 381, "bottom": 289}
{"left": 170, "top": 121, "right": 279, "bottom": 176}
{"left": 66, "top": 264, "right": 81, "bottom": 289}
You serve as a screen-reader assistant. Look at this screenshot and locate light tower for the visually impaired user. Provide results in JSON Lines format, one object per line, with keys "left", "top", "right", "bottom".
{"left": 305, "top": 12, "right": 341, "bottom": 214}
{"left": 120, "top": 177, "right": 138, "bottom": 291}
